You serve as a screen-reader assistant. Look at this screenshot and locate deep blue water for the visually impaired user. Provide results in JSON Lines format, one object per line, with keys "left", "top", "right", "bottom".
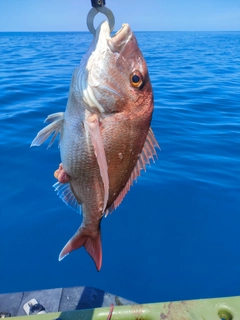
{"left": 0, "top": 31, "right": 240, "bottom": 304}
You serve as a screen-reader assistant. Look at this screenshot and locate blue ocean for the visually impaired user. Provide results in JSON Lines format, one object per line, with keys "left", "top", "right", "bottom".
{"left": 0, "top": 31, "right": 240, "bottom": 304}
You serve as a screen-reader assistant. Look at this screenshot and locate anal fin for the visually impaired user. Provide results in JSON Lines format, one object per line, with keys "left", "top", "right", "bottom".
{"left": 53, "top": 182, "right": 81, "bottom": 214}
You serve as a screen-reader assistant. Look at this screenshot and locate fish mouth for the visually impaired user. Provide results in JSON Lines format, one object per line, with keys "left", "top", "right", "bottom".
{"left": 108, "top": 23, "right": 132, "bottom": 53}
{"left": 96, "top": 21, "right": 132, "bottom": 53}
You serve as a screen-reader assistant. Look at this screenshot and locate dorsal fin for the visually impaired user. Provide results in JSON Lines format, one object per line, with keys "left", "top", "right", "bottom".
{"left": 53, "top": 182, "right": 81, "bottom": 214}
{"left": 138, "top": 127, "right": 160, "bottom": 171}
{"left": 105, "top": 127, "right": 159, "bottom": 216}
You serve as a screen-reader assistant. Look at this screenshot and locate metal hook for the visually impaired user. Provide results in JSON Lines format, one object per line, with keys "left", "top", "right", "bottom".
{"left": 91, "top": 0, "right": 106, "bottom": 7}
{"left": 87, "top": 5, "right": 115, "bottom": 35}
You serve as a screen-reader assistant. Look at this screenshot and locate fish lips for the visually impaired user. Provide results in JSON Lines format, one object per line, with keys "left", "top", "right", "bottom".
{"left": 96, "top": 20, "right": 132, "bottom": 54}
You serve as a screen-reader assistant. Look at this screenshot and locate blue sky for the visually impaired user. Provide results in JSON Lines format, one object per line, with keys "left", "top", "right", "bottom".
{"left": 0, "top": 0, "right": 239, "bottom": 32}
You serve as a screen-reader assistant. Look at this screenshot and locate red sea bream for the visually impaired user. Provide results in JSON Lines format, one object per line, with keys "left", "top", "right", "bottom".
{"left": 31, "top": 21, "right": 159, "bottom": 270}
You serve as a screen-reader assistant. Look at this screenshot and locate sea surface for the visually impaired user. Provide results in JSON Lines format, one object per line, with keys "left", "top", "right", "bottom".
{"left": 0, "top": 31, "right": 240, "bottom": 304}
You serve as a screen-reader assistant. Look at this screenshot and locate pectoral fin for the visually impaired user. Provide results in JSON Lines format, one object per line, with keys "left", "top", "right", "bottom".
{"left": 106, "top": 127, "right": 159, "bottom": 215}
{"left": 84, "top": 115, "right": 109, "bottom": 213}
{"left": 31, "top": 112, "right": 64, "bottom": 148}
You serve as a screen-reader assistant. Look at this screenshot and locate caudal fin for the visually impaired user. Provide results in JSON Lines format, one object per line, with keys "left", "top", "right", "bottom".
{"left": 59, "top": 227, "right": 102, "bottom": 271}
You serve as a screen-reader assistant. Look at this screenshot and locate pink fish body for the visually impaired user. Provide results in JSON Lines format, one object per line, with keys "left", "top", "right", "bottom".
{"left": 31, "top": 21, "right": 159, "bottom": 270}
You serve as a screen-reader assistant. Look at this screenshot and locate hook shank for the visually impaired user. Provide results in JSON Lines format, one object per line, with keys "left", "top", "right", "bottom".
{"left": 87, "top": 5, "right": 115, "bottom": 35}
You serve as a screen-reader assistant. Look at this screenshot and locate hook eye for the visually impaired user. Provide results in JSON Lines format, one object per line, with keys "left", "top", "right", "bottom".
{"left": 87, "top": 6, "right": 115, "bottom": 35}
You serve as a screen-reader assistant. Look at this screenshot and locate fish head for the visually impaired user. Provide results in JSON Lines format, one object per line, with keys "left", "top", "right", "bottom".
{"left": 74, "top": 21, "right": 153, "bottom": 118}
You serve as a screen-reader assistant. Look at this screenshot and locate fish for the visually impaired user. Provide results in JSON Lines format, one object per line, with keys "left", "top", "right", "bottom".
{"left": 31, "top": 21, "right": 159, "bottom": 271}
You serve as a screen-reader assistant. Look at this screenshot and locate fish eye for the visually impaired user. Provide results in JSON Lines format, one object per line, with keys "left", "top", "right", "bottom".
{"left": 130, "top": 71, "right": 143, "bottom": 88}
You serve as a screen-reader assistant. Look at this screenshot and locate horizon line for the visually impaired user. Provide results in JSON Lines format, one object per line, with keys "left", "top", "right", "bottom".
{"left": 0, "top": 30, "right": 239, "bottom": 33}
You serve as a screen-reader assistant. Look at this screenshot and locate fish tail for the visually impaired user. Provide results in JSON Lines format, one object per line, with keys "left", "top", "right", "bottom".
{"left": 59, "top": 226, "right": 102, "bottom": 271}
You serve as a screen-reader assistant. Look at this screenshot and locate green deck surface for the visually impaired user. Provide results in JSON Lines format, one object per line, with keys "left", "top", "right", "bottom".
{"left": 11, "top": 296, "right": 239, "bottom": 319}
